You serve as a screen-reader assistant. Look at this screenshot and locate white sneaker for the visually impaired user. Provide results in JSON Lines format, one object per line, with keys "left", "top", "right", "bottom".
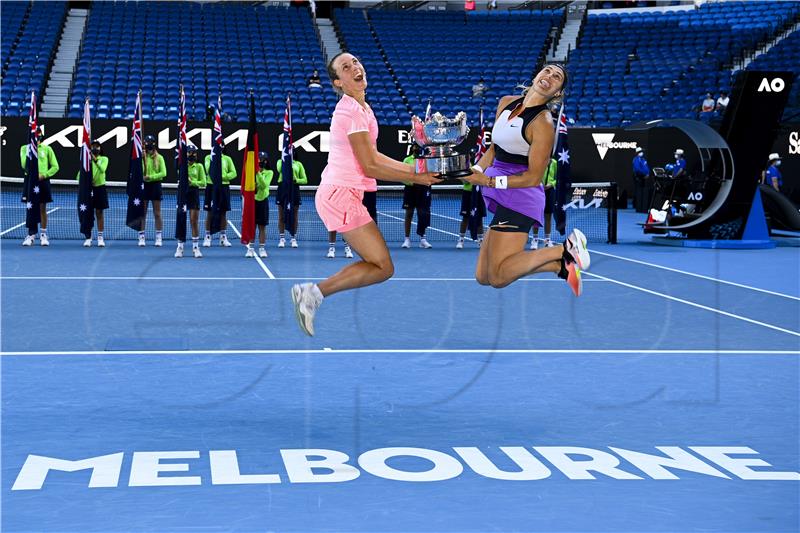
{"left": 290, "top": 238, "right": 298, "bottom": 248}
{"left": 419, "top": 238, "right": 432, "bottom": 249}
{"left": 40, "top": 234, "right": 49, "bottom": 246}
{"left": 258, "top": 247, "right": 268, "bottom": 258}
{"left": 291, "top": 283, "right": 322, "bottom": 336}
{"left": 326, "top": 247, "right": 336, "bottom": 259}
{"left": 245, "top": 246, "right": 255, "bottom": 258}
{"left": 530, "top": 238, "right": 539, "bottom": 250}
{"left": 202, "top": 235, "right": 212, "bottom": 247}
{"left": 174, "top": 244, "right": 184, "bottom": 258}
{"left": 344, "top": 245, "right": 353, "bottom": 259}
{"left": 22, "top": 235, "right": 35, "bottom": 246}
{"left": 97, "top": 236, "right": 105, "bottom": 247}
{"left": 401, "top": 238, "right": 411, "bottom": 249}
{"left": 83, "top": 238, "right": 92, "bottom": 247}
{"left": 544, "top": 238, "right": 554, "bottom": 248}
{"left": 220, "top": 235, "right": 232, "bottom": 247}
{"left": 564, "top": 228, "right": 590, "bottom": 271}
{"left": 193, "top": 246, "right": 203, "bottom": 258}
{"left": 154, "top": 235, "right": 163, "bottom": 247}
{"left": 278, "top": 237, "right": 286, "bottom": 248}
{"left": 138, "top": 235, "right": 146, "bottom": 247}
{"left": 456, "top": 239, "right": 464, "bottom": 249}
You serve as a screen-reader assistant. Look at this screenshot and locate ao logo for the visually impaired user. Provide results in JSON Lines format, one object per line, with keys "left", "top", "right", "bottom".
{"left": 789, "top": 131, "right": 800, "bottom": 155}
{"left": 757, "top": 77, "right": 785, "bottom": 93}
{"left": 688, "top": 192, "right": 703, "bottom": 201}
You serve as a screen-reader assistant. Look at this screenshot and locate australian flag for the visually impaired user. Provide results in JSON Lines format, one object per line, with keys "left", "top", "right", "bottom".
{"left": 78, "top": 98, "right": 95, "bottom": 239}
{"left": 175, "top": 85, "right": 189, "bottom": 243}
{"left": 126, "top": 91, "right": 145, "bottom": 231}
{"left": 553, "top": 105, "right": 571, "bottom": 236}
{"left": 208, "top": 95, "right": 224, "bottom": 235}
{"left": 467, "top": 106, "right": 487, "bottom": 240}
{"left": 23, "top": 91, "right": 40, "bottom": 235}
{"left": 277, "top": 94, "right": 297, "bottom": 234}
{"left": 240, "top": 91, "right": 259, "bottom": 244}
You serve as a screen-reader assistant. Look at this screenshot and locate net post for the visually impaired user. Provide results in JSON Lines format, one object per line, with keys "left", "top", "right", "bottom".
{"left": 609, "top": 182, "right": 618, "bottom": 244}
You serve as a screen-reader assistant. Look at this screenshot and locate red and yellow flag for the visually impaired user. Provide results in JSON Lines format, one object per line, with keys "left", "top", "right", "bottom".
{"left": 240, "top": 92, "right": 258, "bottom": 244}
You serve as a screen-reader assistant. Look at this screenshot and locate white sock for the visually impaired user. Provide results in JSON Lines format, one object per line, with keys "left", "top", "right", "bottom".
{"left": 156, "top": 231, "right": 162, "bottom": 239}
{"left": 311, "top": 284, "right": 324, "bottom": 301}
{"left": 205, "top": 231, "right": 211, "bottom": 238}
{"left": 458, "top": 233, "right": 465, "bottom": 241}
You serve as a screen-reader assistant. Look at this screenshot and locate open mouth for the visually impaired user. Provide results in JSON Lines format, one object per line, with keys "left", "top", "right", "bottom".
{"left": 538, "top": 78, "right": 551, "bottom": 90}
{"left": 354, "top": 73, "right": 364, "bottom": 81}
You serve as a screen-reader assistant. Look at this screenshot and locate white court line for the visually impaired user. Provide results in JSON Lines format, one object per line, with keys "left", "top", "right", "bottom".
{"left": 226, "top": 220, "right": 275, "bottom": 279}
{"left": 430, "top": 212, "right": 464, "bottom": 223}
{"left": 1, "top": 348, "right": 797, "bottom": 357}
{"left": 1, "top": 276, "right": 271, "bottom": 281}
{"left": 593, "top": 249, "right": 800, "bottom": 301}
{"left": 0, "top": 275, "right": 608, "bottom": 282}
{"left": 585, "top": 271, "right": 800, "bottom": 338}
{"left": 377, "top": 210, "right": 464, "bottom": 239}
{"left": 0, "top": 207, "right": 61, "bottom": 236}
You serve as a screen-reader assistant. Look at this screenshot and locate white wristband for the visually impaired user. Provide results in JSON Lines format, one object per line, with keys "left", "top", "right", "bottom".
{"left": 495, "top": 175, "right": 508, "bottom": 189}
{"left": 471, "top": 164, "right": 483, "bottom": 173}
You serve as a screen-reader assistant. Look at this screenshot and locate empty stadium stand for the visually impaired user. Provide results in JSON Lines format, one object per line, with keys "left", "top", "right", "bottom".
{"left": 1, "top": 1, "right": 798, "bottom": 127}
{"left": 1, "top": 1, "right": 67, "bottom": 117}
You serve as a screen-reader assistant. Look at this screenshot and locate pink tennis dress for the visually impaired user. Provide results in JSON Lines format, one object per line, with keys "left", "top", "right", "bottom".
{"left": 316, "top": 95, "right": 379, "bottom": 233}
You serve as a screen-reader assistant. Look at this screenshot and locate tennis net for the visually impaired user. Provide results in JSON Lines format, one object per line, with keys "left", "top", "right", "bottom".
{"left": 1, "top": 178, "right": 616, "bottom": 243}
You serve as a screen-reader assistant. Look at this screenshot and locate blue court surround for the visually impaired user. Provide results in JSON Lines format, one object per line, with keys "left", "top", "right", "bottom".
{"left": 2, "top": 232, "right": 798, "bottom": 532}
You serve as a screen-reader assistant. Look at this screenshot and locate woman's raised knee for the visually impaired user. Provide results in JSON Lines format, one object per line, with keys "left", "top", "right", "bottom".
{"left": 378, "top": 259, "right": 394, "bottom": 281}
{"left": 487, "top": 273, "right": 510, "bottom": 289}
{"left": 475, "top": 272, "right": 491, "bottom": 286}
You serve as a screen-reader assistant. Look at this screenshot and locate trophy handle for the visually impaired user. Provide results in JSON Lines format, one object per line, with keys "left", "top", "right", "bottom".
{"left": 410, "top": 116, "right": 427, "bottom": 147}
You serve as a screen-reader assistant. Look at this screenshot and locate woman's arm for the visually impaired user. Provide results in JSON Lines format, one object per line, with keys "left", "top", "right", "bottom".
{"left": 295, "top": 161, "right": 308, "bottom": 185}
{"left": 349, "top": 132, "right": 440, "bottom": 185}
{"left": 475, "top": 144, "right": 495, "bottom": 173}
{"left": 152, "top": 154, "right": 167, "bottom": 180}
{"left": 464, "top": 111, "right": 554, "bottom": 189}
{"left": 93, "top": 155, "right": 109, "bottom": 173}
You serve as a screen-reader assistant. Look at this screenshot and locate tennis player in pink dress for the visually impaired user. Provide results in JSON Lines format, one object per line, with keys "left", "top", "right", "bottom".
{"left": 291, "top": 52, "right": 441, "bottom": 336}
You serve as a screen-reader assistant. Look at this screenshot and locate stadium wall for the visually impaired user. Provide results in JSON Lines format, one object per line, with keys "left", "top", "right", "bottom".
{"left": 2, "top": 117, "right": 797, "bottom": 202}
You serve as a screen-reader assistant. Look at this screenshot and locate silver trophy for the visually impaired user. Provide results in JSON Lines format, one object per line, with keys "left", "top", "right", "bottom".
{"left": 410, "top": 112, "right": 472, "bottom": 178}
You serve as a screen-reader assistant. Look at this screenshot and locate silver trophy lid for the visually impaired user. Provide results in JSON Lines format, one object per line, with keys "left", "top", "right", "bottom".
{"left": 411, "top": 112, "right": 469, "bottom": 147}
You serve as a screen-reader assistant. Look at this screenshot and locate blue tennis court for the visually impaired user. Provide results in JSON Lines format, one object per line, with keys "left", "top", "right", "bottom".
{"left": 2, "top": 229, "right": 799, "bottom": 532}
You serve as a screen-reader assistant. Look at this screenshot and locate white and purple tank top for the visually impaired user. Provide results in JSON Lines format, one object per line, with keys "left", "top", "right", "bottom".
{"left": 482, "top": 98, "right": 548, "bottom": 225}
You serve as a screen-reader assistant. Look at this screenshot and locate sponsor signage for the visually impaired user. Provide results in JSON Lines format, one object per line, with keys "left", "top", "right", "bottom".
{"left": 591, "top": 133, "right": 639, "bottom": 161}
{"left": 11, "top": 445, "right": 800, "bottom": 490}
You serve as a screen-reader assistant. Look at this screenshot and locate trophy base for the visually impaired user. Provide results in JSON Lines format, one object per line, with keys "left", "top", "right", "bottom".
{"left": 414, "top": 153, "right": 472, "bottom": 178}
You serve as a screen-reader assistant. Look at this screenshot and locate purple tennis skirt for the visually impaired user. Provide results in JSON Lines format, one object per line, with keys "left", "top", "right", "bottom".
{"left": 481, "top": 159, "right": 545, "bottom": 226}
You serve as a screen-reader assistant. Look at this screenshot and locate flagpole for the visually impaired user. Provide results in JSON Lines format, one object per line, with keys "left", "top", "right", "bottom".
{"left": 138, "top": 88, "right": 142, "bottom": 131}
{"left": 552, "top": 101, "right": 565, "bottom": 157}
